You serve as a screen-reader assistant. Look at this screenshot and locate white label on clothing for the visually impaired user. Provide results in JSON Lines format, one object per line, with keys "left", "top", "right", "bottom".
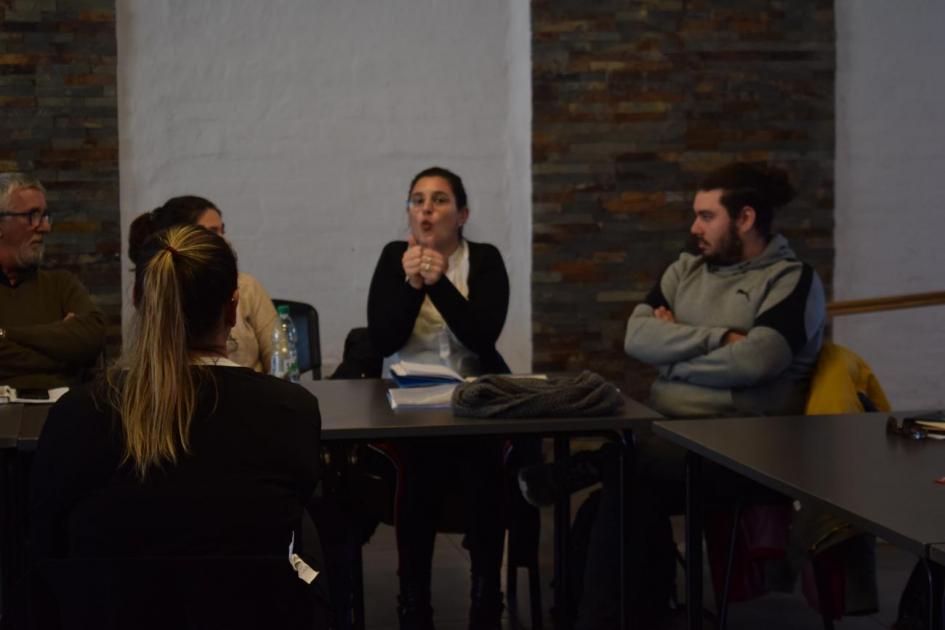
{"left": 288, "top": 531, "right": 319, "bottom": 584}
{"left": 290, "top": 554, "right": 319, "bottom": 584}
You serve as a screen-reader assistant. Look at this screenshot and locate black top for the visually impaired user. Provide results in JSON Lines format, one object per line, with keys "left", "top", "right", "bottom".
{"left": 367, "top": 240, "right": 510, "bottom": 374}
{"left": 29, "top": 366, "right": 321, "bottom": 560}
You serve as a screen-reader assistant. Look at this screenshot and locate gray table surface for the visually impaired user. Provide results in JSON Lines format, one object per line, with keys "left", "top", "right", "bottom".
{"left": 2, "top": 378, "right": 662, "bottom": 446}
{"left": 654, "top": 412, "right": 945, "bottom": 559}
{"left": 304, "top": 378, "right": 662, "bottom": 440}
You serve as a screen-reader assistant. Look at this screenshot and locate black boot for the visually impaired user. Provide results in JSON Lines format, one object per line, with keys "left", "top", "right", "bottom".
{"left": 397, "top": 578, "right": 435, "bottom": 630}
{"left": 517, "top": 447, "right": 605, "bottom": 507}
{"left": 468, "top": 573, "right": 503, "bottom": 630}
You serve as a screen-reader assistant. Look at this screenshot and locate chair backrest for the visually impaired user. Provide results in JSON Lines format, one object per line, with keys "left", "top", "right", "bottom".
{"left": 330, "top": 327, "right": 382, "bottom": 380}
{"left": 272, "top": 299, "right": 321, "bottom": 380}
{"left": 28, "top": 555, "right": 325, "bottom": 630}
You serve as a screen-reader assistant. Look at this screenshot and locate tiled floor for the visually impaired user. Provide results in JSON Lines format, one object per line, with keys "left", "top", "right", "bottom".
{"left": 358, "top": 492, "right": 917, "bottom": 629}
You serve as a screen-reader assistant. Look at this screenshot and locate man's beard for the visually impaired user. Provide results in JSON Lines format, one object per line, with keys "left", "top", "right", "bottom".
{"left": 14, "top": 241, "right": 44, "bottom": 268}
{"left": 691, "top": 223, "right": 743, "bottom": 266}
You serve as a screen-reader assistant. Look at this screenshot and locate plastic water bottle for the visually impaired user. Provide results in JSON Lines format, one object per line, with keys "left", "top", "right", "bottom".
{"left": 271, "top": 305, "right": 300, "bottom": 383}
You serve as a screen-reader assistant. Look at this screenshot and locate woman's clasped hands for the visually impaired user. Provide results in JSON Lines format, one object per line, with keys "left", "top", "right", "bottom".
{"left": 402, "top": 235, "right": 448, "bottom": 289}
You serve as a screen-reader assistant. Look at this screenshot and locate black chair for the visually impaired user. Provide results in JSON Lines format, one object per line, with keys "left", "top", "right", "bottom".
{"left": 272, "top": 299, "right": 321, "bottom": 379}
{"left": 26, "top": 555, "right": 328, "bottom": 630}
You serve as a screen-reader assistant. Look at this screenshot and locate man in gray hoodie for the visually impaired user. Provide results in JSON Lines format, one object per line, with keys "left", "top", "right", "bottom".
{"left": 536, "top": 163, "right": 828, "bottom": 629}
{"left": 626, "top": 163, "right": 826, "bottom": 418}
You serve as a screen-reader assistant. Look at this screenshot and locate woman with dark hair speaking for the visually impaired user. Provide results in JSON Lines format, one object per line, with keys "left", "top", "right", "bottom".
{"left": 29, "top": 225, "right": 322, "bottom": 624}
{"left": 367, "top": 166, "right": 509, "bottom": 630}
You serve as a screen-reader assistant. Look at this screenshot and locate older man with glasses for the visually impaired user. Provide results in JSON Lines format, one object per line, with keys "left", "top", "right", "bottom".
{"left": 0, "top": 172, "right": 105, "bottom": 389}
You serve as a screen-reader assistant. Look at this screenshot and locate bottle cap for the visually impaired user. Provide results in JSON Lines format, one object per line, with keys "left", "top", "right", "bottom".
{"left": 277, "top": 305, "right": 290, "bottom": 316}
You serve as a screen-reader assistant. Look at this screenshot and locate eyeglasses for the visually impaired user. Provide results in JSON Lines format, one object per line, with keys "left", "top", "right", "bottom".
{"left": 407, "top": 193, "right": 453, "bottom": 210}
{"left": 0, "top": 208, "right": 52, "bottom": 227}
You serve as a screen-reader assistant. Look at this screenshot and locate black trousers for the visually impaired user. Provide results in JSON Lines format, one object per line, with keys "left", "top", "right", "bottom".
{"left": 395, "top": 438, "right": 507, "bottom": 590}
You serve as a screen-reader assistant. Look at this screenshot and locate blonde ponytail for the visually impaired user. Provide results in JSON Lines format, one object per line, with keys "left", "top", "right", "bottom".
{"left": 108, "top": 225, "right": 236, "bottom": 478}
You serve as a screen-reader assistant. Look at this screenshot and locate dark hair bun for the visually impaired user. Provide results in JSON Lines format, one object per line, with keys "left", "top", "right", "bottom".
{"left": 127, "top": 196, "right": 219, "bottom": 265}
{"left": 127, "top": 210, "right": 158, "bottom": 265}
{"left": 761, "top": 165, "right": 795, "bottom": 208}
{"left": 699, "top": 162, "right": 795, "bottom": 209}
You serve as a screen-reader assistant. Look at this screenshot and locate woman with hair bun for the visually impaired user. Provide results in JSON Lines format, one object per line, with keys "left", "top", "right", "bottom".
{"left": 128, "top": 196, "right": 277, "bottom": 373}
{"left": 29, "top": 225, "right": 322, "bottom": 623}
{"left": 367, "top": 166, "right": 510, "bottom": 630}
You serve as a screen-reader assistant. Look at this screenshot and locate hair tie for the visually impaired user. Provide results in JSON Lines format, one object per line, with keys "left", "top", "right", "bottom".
{"left": 165, "top": 245, "right": 179, "bottom": 256}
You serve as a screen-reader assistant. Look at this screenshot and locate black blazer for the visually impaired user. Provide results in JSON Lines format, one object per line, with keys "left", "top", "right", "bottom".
{"left": 367, "top": 240, "right": 510, "bottom": 375}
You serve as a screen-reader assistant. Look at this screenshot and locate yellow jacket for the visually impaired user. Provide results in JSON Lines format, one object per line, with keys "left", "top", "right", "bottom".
{"left": 804, "top": 342, "right": 890, "bottom": 414}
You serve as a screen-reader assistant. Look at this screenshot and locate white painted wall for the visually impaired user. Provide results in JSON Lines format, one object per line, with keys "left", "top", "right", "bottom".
{"left": 835, "top": 2, "right": 945, "bottom": 408}
{"left": 117, "top": 0, "right": 532, "bottom": 374}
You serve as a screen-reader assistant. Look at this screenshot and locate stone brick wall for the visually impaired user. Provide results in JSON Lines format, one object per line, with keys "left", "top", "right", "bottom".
{"left": 532, "top": 0, "right": 835, "bottom": 399}
{"left": 0, "top": 0, "right": 120, "bottom": 355}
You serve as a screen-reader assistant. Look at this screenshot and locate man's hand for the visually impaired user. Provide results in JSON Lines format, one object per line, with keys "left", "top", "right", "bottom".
{"left": 721, "top": 331, "right": 746, "bottom": 346}
{"left": 63, "top": 312, "right": 75, "bottom": 322}
{"left": 653, "top": 306, "right": 676, "bottom": 323}
{"left": 401, "top": 237, "right": 425, "bottom": 290}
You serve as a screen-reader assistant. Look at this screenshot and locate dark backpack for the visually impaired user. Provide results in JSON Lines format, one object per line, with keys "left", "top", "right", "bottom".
{"left": 895, "top": 560, "right": 945, "bottom": 630}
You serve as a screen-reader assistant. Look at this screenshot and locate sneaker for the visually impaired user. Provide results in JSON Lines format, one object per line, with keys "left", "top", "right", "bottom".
{"left": 517, "top": 449, "right": 602, "bottom": 507}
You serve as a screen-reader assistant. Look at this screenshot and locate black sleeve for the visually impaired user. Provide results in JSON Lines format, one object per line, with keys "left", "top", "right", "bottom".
{"left": 754, "top": 263, "right": 816, "bottom": 354}
{"left": 288, "top": 390, "right": 322, "bottom": 500}
{"left": 425, "top": 242, "right": 509, "bottom": 356}
{"left": 28, "top": 389, "right": 119, "bottom": 561}
{"left": 261, "top": 388, "right": 323, "bottom": 512}
{"left": 366, "top": 242, "right": 426, "bottom": 357}
{"left": 643, "top": 280, "right": 670, "bottom": 310}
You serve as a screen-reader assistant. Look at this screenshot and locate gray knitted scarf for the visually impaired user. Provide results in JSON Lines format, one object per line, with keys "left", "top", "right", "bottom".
{"left": 451, "top": 371, "right": 624, "bottom": 418}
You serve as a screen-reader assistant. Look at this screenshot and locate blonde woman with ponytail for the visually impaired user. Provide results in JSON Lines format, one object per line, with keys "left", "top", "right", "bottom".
{"left": 29, "top": 226, "right": 321, "bottom": 579}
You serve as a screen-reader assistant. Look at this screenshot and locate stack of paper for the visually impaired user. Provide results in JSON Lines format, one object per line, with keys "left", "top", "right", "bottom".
{"left": 388, "top": 384, "right": 458, "bottom": 410}
{"left": 913, "top": 412, "right": 945, "bottom": 433}
{"left": 389, "top": 361, "right": 469, "bottom": 388}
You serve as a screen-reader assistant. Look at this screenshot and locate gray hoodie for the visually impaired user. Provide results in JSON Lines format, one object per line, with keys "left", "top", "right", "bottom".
{"left": 625, "top": 234, "right": 825, "bottom": 418}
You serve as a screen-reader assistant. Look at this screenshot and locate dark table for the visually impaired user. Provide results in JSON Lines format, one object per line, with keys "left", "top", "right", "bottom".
{"left": 304, "top": 378, "right": 659, "bottom": 438}
{"left": 2, "top": 380, "right": 661, "bottom": 628}
{"left": 654, "top": 412, "right": 945, "bottom": 630}
{"left": 303, "top": 379, "right": 661, "bottom": 628}
{"left": 3, "top": 379, "right": 660, "bottom": 445}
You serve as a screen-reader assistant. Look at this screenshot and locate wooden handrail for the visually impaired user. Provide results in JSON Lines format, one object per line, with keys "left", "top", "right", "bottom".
{"left": 827, "top": 291, "right": 945, "bottom": 317}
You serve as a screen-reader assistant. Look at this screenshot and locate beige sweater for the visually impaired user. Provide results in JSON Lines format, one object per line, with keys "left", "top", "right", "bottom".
{"left": 227, "top": 273, "right": 278, "bottom": 373}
